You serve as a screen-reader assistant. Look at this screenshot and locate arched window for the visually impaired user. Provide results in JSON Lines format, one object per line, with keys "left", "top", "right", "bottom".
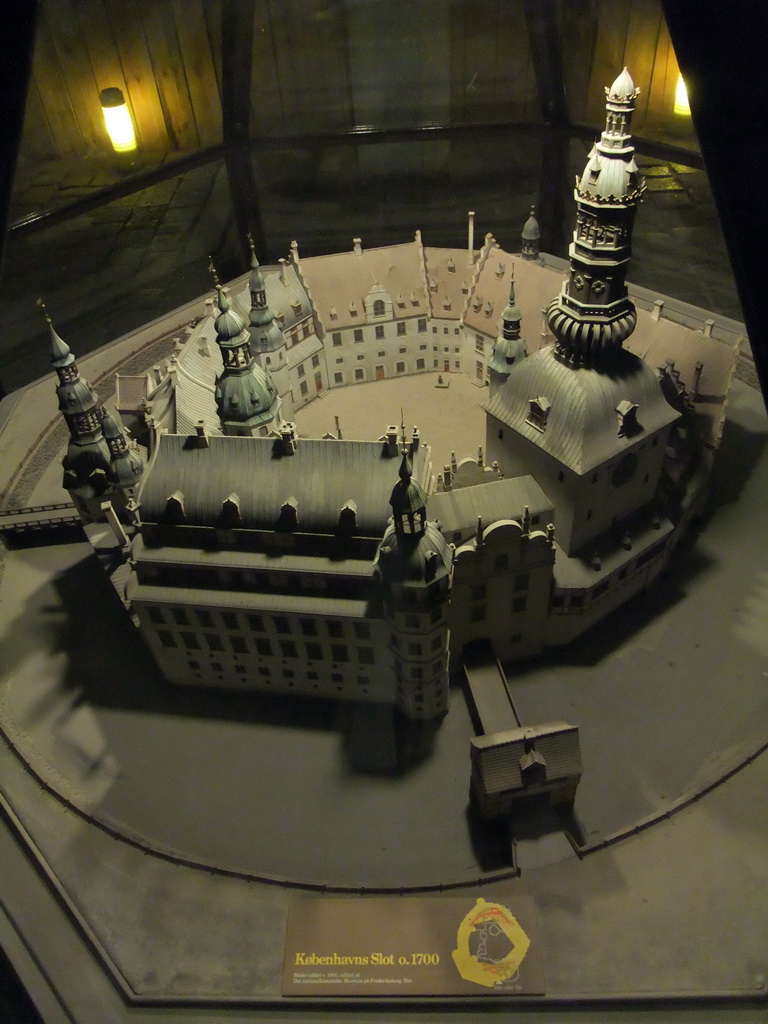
{"left": 373, "top": 299, "right": 385, "bottom": 317}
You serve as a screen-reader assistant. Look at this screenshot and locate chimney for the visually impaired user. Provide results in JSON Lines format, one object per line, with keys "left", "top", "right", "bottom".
{"left": 386, "top": 425, "right": 398, "bottom": 455}
{"left": 467, "top": 211, "right": 475, "bottom": 266}
{"left": 693, "top": 360, "right": 704, "bottom": 396}
{"left": 278, "top": 258, "right": 288, "bottom": 285}
{"left": 652, "top": 299, "right": 664, "bottom": 322}
{"left": 475, "top": 515, "right": 484, "bottom": 549}
{"left": 152, "top": 365, "right": 163, "bottom": 384}
{"left": 99, "top": 501, "right": 130, "bottom": 554}
{"left": 704, "top": 318, "right": 715, "bottom": 337}
{"left": 290, "top": 240, "right": 299, "bottom": 263}
{"left": 195, "top": 420, "right": 209, "bottom": 448}
{"left": 443, "top": 464, "right": 452, "bottom": 489}
{"left": 353, "top": 237, "right": 363, "bottom": 257}
{"left": 411, "top": 426, "right": 420, "bottom": 452}
{"left": 281, "top": 422, "right": 298, "bottom": 455}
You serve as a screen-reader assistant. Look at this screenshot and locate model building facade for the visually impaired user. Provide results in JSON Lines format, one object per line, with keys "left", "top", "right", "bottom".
{"left": 52, "top": 70, "right": 738, "bottom": 725}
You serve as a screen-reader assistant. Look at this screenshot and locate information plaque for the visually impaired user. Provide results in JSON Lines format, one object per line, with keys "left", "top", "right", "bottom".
{"left": 282, "top": 890, "right": 545, "bottom": 996}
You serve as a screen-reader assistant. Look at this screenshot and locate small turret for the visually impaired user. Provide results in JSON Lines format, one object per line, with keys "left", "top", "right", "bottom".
{"left": 248, "top": 236, "right": 285, "bottom": 353}
{"left": 521, "top": 206, "right": 540, "bottom": 260}
{"left": 488, "top": 271, "right": 526, "bottom": 394}
{"left": 209, "top": 260, "right": 282, "bottom": 436}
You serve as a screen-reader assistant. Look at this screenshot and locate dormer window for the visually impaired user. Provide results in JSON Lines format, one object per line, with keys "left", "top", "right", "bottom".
{"left": 373, "top": 298, "right": 385, "bottom": 317}
{"left": 484, "top": 301, "right": 494, "bottom": 317}
{"left": 338, "top": 501, "right": 357, "bottom": 533}
{"left": 495, "top": 262, "right": 505, "bottom": 279}
{"left": 349, "top": 302, "right": 358, "bottom": 316}
{"left": 278, "top": 498, "right": 298, "bottom": 530}
{"left": 616, "top": 399, "right": 641, "bottom": 437}
{"left": 219, "top": 492, "right": 241, "bottom": 528}
{"left": 526, "top": 396, "right": 550, "bottom": 432}
{"left": 329, "top": 305, "right": 338, "bottom": 320}
{"left": 291, "top": 300, "right": 303, "bottom": 315}
{"left": 472, "top": 296, "right": 482, "bottom": 312}
{"left": 447, "top": 258, "right": 455, "bottom": 273}
{"left": 397, "top": 293, "right": 406, "bottom": 308}
{"left": 164, "top": 489, "right": 185, "bottom": 524}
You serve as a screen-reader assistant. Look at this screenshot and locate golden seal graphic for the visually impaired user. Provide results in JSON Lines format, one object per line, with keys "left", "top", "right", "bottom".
{"left": 451, "top": 897, "right": 530, "bottom": 988}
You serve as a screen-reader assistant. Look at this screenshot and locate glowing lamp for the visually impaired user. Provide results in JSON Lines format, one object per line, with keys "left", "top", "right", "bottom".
{"left": 674, "top": 73, "right": 690, "bottom": 116}
{"left": 100, "top": 87, "right": 137, "bottom": 152}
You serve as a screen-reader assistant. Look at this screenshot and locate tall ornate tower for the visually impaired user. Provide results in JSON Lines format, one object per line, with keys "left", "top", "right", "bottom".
{"left": 521, "top": 206, "right": 540, "bottom": 261}
{"left": 46, "top": 308, "right": 141, "bottom": 522}
{"left": 375, "top": 443, "right": 452, "bottom": 721}
{"left": 547, "top": 68, "right": 645, "bottom": 365}
{"left": 247, "top": 238, "right": 292, "bottom": 417}
{"left": 210, "top": 266, "right": 282, "bottom": 436}
{"left": 484, "top": 70, "right": 679, "bottom": 556}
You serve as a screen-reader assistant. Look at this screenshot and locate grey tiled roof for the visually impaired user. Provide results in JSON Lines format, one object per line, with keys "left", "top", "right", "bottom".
{"left": 471, "top": 721, "right": 582, "bottom": 794}
{"left": 427, "top": 475, "right": 553, "bottom": 534}
{"left": 139, "top": 434, "right": 431, "bottom": 536}
{"left": 115, "top": 374, "right": 150, "bottom": 410}
{"left": 484, "top": 345, "right": 680, "bottom": 475}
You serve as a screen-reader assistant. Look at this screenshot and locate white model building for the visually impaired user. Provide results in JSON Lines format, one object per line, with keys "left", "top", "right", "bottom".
{"left": 49, "top": 70, "right": 738, "bottom": 741}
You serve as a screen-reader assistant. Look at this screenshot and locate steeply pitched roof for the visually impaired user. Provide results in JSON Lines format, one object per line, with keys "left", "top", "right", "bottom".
{"left": 139, "top": 434, "right": 431, "bottom": 536}
{"left": 297, "top": 239, "right": 428, "bottom": 332}
{"left": 471, "top": 721, "right": 582, "bottom": 795}
{"left": 484, "top": 345, "right": 680, "bottom": 475}
{"left": 423, "top": 247, "right": 471, "bottom": 321}
{"left": 427, "top": 475, "right": 553, "bottom": 534}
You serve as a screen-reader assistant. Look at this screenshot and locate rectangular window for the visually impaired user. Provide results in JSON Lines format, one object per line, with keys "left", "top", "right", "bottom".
{"left": 327, "top": 621, "right": 343, "bottom": 638}
{"left": 206, "top": 633, "right": 224, "bottom": 651}
{"left": 148, "top": 606, "right": 164, "bottom": 624}
{"left": 397, "top": 321, "right": 406, "bottom": 335}
{"left": 408, "top": 641, "right": 421, "bottom": 656}
{"left": 300, "top": 380, "right": 309, "bottom": 396}
{"left": 300, "top": 618, "right": 317, "bottom": 636}
{"left": 335, "top": 357, "right": 344, "bottom": 364}
{"left": 334, "top": 372, "right": 343, "bottom": 384}
{"left": 305, "top": 642, "right": 322, "bottom": 660}
{"left": 431, "top": 636, "right": 442, "bottom": 651}
{"left": 514, "top": 573, "right": 529, "bottom": 591}
{"left": 355, "top": 368, "right": 364, "bottom": 380}
{"left": 312, "top": 354, "right": 320, "bottom": 368}
{"left": 512, "top": 596, "right": 527, "bottom": 613}
{"left": 273, "top": 616, "right": 290, "bottom": 634}
{"left": 353, "top": 622, "right": 370, "bottom": 640}
{"left": 475, "top": 336, "right": 484, "bottom": 354}
{"left": 332, "top": 332, "right": 342, "bottom": 346}
{"left": 399, "top": 347, "right": 407, "bottom": 354}
{"left": 353, "top": 328, "right": 363, "bottom": 342}
{"left": 256, "top": 638, "right": 272, "bottom": 656}
{"left": 230, "top": 636, "right": 248, "bottom": 654}
{"left": 172, "top": 608, "right": 189, "bottom": 626}
{"left": 418, "top": 319, "right": 427, "bottom": 332}
{"left": 396, "top": 361, "right": 405, "bottom": 373}
{"left": 358, "top": 647, "right": 374, "bottom": 665}
{"left": 297, "top": 363, "right": 305, "bottom": 378}
{"left": 222, "top": 612, "right": 238, "bottom": 631}
{"left": 180, "top": 631, "right": 200, "bottom": 650}
{"left": 331, "top": 644, "right": 349, "bottom": 663}
{"left": 419, "top": 344, "right": 427, "bottom": 350}
{"left": 158, "top": 630, "right": 176, "bottom": 648}
{"left": 472, "top": 584, "right": 486, "bottom": 600}
{"left": 280, "top": 640, "right": 297, "bottom": 658}
{"left": 375, "top": 324, "right": 385, "bottom": 340}
{"left": 258, "top": 665, "right": 270, "bottom": 676}
{"left": 247, "top": 614, "right": 264, "bottom": 631}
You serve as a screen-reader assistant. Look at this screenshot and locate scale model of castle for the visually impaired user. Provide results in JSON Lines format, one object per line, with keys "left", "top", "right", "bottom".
{"left": 47, "top": 71, "right": 738, "bottom": 806}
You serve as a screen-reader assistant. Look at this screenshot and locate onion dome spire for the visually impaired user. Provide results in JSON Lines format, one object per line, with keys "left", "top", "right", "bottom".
{"left": 102, "top": 410, "right": 143, "bottom": 490}
{"left": 247, "top": 234, "right": 285, "bottom": 352}
{"left": 546, "top": 68, "right": 645, "bottom": 367}
{"left": 208, "top": 258, "right": 281, "bottom": 432}
{"left": 521, "top": 205, "right": 540, "bottom": 260}
{"left": 489, "top": 271, "right": 526, "bottom": 381}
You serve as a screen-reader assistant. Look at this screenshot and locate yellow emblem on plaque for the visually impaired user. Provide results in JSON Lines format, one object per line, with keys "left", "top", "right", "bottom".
{"left": 451, "top": 897, "right": 530, "bottom": 988}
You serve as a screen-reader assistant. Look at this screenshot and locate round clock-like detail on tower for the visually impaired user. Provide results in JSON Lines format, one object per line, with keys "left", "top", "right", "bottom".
{"left": 592, "top": 279, "right": 605, "bottom": 295}
{"left": 573, "top": 274, "right": 585, "bottom": 291}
